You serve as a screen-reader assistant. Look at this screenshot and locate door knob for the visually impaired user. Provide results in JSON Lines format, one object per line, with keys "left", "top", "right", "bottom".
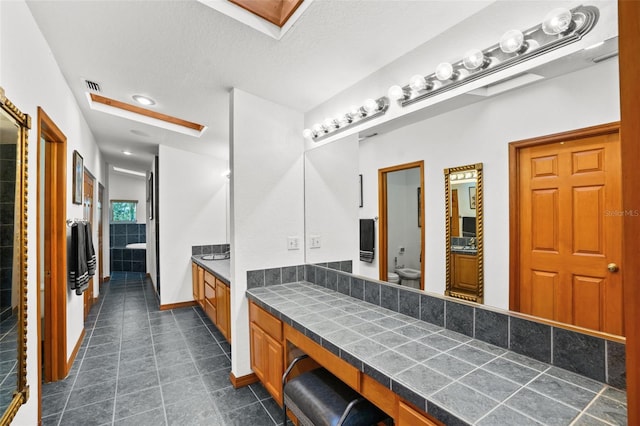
{"left": 607, "top": 263, "right": 619, "bottom": 273}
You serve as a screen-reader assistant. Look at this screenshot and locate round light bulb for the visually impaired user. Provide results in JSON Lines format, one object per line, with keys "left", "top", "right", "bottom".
{"left": 542, "top": 8, "right": 573, "bottom": 35}
{"left": 323, "top": 117, "right": 337, "bottom": 130}
{"left": 349, "top": 105, "right": 362, "bottom": 118}
{"left": 312, "top": 123, "right": 324, "bottom": 134}
{"left": 435, "top": 62, "right": 455, "bottom": 81}
{"left": 463, "top": 49, "right": 487, "bottom": 70}
{"left": 303, "top": 128, "right": 313, "bottom": 139}
{"left": 409, "top": 75, "right": 427, "bottom": 92}
{"left": 363, "top": 98, "right": 380, "bottom": 115}
{"left": 388, "top": 85, "right": 406, "bottom": 101}
{"left": 500, "top": 29, "right": 525, "bottom": 54}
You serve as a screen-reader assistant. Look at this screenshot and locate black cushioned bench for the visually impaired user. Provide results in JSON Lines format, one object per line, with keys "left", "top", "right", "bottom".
{"left": 282, "top": 355, "right": 389, "bottom": 426}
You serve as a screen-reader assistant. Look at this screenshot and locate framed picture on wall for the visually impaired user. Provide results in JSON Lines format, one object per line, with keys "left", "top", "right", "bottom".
{"left": 147, "top": 172, "right": 154, "bottom": 220}
{"left": 469, "top": 186, "right": 477, "bottom": 209}
{"left": 72, "top": 150, "right": 83, "bottom": 204}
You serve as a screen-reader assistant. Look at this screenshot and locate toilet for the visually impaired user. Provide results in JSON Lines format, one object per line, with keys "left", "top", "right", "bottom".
{"left": 387, "top": 272, "right": 400, "bottom": 284}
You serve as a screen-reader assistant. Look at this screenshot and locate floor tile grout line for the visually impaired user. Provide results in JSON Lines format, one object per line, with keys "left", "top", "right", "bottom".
{"left": 110, "top": 280, "right": 128, "bottom": 426}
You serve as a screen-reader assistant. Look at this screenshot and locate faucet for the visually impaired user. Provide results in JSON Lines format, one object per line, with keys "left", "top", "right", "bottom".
{"left": 468, "top": 238, "right": 476, "bottom": 249}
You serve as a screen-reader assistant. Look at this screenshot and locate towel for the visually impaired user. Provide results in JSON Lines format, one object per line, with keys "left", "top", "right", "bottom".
{"left": 84, "top": 222, "right": 96, "bottom": 277}
{"left": 69, "top": 223, "right": 89, "bottom": 295}
{"left": 360, "top": 219, "right": 375, "bottom": 263}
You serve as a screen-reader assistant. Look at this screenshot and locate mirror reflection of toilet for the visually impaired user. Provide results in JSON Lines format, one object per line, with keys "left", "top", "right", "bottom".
{"left": 387, "top": 272, "right": 400, "bottom": 284}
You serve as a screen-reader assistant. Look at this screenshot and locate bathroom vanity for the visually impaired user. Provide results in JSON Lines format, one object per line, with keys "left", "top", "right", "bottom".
{"left": 191, "top": 256, "right": 231, "bottom": 343}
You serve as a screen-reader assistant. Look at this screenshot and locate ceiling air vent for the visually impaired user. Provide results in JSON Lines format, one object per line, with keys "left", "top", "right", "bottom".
{"left": 84, "top": 80, "right": 102, "bottom": 92}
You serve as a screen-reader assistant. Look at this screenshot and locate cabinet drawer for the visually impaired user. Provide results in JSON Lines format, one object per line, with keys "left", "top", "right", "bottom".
{"left": 398, "top": 401, "right": 442, "bottom": 426}
{"left": 204, "top": 282, "right": 216, "bottom": 303}
{"left": 204, "top": 270, "right": 215, "bottom": 286}
{"left": 204, "top": 299, "right": 217, "bottom": 324}
{"left": 249, "top": 302, "right": 282, "bottom": 341}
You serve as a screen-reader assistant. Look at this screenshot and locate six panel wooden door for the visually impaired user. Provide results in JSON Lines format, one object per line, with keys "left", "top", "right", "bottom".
{"left": 518, "top": 131, "right": 623, "bottom": 335}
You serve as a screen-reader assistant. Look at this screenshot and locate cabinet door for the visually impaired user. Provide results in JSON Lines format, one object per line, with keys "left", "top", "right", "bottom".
{"left": 250, "top": 323, "right": 266, "bottom": 382}
{"left": 264, "top": 332, "right": 284, "bottom": 404}
{"left": 216, "top": 282, "right": 230, "bottom": 342}
{"left": 192, "top": 263, "right": 199, "bottom": 301}
{"left": 398, "top": 402, "right": 441, "bottom": 426}
{"left": 453, "top": 253, "right": 478, "bottom": 292}
{"left": 197, "top": 267, "right": 204, "bottom": 307}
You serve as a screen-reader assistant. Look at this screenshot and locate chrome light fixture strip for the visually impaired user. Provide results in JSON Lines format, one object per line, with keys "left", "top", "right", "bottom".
{"left": 400, "top": 5, "right": 599, "bottom": 107}
{"left": 312, "top": 97, "right": 390, "bottom": 142}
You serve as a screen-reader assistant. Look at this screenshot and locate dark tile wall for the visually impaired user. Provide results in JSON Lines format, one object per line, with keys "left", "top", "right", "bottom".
{"left": 0, "top": 144, "right": 16, "bottom": 319}
{"left": 110, "top": 248, "right": 146, "bottom": 273}
{"left": 109, "top": 223, "right": 146, "bottom": 248}
{"left": 298, "top": 263, "right": 626, "bottom": 389}
{"left": 191, "top": 244, "right": 230, "bottom": 256}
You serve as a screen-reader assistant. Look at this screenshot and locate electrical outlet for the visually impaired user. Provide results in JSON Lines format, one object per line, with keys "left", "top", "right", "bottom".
{"left": 287, "top": 236, "right": 300, "bottom": 250}
{"left": 310, "top": 235, "right": 321, "bottom": 249}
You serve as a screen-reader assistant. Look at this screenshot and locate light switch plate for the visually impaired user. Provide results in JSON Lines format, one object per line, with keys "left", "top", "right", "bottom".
{"left": 287, "top": 236, "right": 300, "bottom": 250}
{"left": 310, "top": 235, "right": 321, "bottom": 249}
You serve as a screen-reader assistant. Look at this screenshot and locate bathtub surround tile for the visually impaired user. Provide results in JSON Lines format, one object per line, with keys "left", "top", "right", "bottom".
{"left": 509, "top": 317, "right": 551, "bottom": 363}
{"left": 445, "top": 301, "right": 474, "bottom": 337}
{"left": 420, "top": 294, "right": 444, "bottom": 327}
{"left": 606, "top": 340, "right": 626, "bottom": 389}
{"left": 474, "top": 309, "right": 508, "bottom": 349}
{"left": 553, "top": 328, "right": 605, "bottom": 383}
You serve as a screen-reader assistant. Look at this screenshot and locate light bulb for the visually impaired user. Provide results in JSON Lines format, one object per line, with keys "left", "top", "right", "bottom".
{"left": 500, "top": 29, "right": 526, "bottom": 54}
{"left": 363, "top": 99, "right": 380, "bottom": 115}
{"left": 312, "top": 123, "right": 324, "bottom": 134}
{"left": 463, "top": 49, "right": 487, "bottom": 70}
{"left": 323, "top": 117, "right": 337, "bottom": 130}
{"left": 388, "top": 85, "right": 406, "bottom": 101}
{"left": 435, "top": 62, "right": 455, "bottom": 81}
{"left": 542, "top": 8, "right": 573, "bottom": 35}
{"left": 409, "top": 75, "right": 427, "bottom": 92}
{"left": 339, "top": 114, "right": 352, "bottom": 127}
{"left": 302, "top": 128, "right": 313, "bottom": 139}
{"left": 349, "top": 105, "right": 362, "bottom": 118}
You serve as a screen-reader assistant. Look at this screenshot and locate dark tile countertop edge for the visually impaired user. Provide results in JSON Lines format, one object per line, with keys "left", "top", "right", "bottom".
{"left": 246, "top": 282, "right": 627, "bottom": 426}
{"left": 191, "top": 256, "right": 230, "bottom": 286}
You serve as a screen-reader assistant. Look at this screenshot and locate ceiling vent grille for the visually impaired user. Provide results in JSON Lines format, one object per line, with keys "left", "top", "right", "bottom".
{"left": 84, "top": 80, "right": 102, "bottom": 92}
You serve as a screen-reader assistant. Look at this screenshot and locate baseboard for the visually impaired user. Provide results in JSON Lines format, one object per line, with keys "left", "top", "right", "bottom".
{"left": 229, "top": 371, "right": 259, "bottom": 388}
{"left": 159, "top": 301, "right": 197, "bottom": 311}
{"left": 146, "top": 272, "right": 151, "bottom": 278}
{"left": 66, "top": 328, "right": 86, "bottom": 374}
{"left": 103, "top": 276, "right": 110, "bottom": 283}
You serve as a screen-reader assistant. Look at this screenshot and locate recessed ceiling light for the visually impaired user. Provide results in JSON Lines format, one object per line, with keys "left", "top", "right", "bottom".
{"left": 122, "top": 150, "right": 133, "bottom": 156}
{"left": 132, "top": 95, "right": 156, "bottom": 106}
{"left": 113, "top": 166, "right": 146, "bottom": 177}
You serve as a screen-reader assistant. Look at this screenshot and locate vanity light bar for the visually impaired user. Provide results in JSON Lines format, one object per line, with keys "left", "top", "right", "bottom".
{"left": 389, "top": 5, "right": 599, "bottom": 107}
{"left": 303, "top": 96, "right": 389, "bottom": 142}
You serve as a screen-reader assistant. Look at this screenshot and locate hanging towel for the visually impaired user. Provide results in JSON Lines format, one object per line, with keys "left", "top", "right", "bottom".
{"left": 69, "top": 223, "right": 89, "bottom": 295}
{"left": 84, "top": 222, "right": 96, "bottom": 277}
{"left": 360, "top": 219, "right": 375, "bottom": 263}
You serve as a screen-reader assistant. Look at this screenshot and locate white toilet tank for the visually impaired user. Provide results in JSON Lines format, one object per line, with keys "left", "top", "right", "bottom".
{"left": 387, "top": 272, "right": 400, "bottom": 284}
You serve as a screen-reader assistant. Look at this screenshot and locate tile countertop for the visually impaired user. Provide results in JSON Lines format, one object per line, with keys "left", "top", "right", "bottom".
{"left": 246, "top": 282, "right": 628, "bottom": 426}
{"left": 191, "top": 256, "right": 230, "bottom": 285}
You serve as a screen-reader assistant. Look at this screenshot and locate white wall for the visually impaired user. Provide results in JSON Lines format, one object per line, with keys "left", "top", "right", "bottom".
{"left": 304, "top": 135, "right": 359, "bottom": 264}
{"left": 158, "top": 145, "right": 227, "bottom": 305}
{"left": 108, "top": 169, "right": 147, "bottom": 223}
{"left": 230, "top": 88, "right": 304, "bottom": 377}
{"left": 357, "top": 60, "right": 620, "bottom": 309}
{"left": 1, "top": 1, "right": 106, "bottom": 423}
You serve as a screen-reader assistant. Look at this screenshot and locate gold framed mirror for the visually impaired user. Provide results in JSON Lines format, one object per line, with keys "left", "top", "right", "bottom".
{"left": 445, "top": 163, "right": 483, "bottom": 303}
{"left": 0, "top": 87, "right": 30, "bottom": 424}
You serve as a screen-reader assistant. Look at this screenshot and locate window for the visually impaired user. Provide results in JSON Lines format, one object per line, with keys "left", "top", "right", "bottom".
{"left": 110, "top": 200, "right": 137, "bottom": 223}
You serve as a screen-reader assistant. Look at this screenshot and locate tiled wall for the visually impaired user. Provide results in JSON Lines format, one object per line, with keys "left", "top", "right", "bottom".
{"left": 191, "top": 244, "right": 230, "bottom": 256}
{"left": 0, "top": 144, "right": 16, "bottom": 320}
{"left": 110, "top": 223, "right": 146, "bottom": 248}
{"left": 111, "top": 248, "right": 146, "bottom": 273}
{"left": 246, "top": 260, "right": 352, "bottom": 289}
{"left": 251, "top": 262, "right": 626, "bottom": 390}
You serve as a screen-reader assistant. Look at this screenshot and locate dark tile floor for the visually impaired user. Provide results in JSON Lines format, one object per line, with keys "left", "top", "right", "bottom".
{"left": 42, "top": 272, "right": 285, "bottom": 426}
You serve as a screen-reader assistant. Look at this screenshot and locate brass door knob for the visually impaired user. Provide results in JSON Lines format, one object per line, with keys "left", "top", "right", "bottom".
{"left": 607, "top": 263, "right": 619, "bottom": 273}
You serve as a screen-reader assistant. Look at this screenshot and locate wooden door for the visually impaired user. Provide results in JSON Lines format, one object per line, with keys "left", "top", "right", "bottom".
{"left": 83, "top": 170, "right": 95, "bottom": 319}
{"left": 517, "top": 129, "right": 623, "bottom": 335}
{"left": 98, "top": 183, "right": 104, "bottom": 285}
{"left": 264, "top": 332, "right": 283, "bottom": 404}
{"left": 250, "top": 323, "right": 266, "bottom": 382}
{"left": 451, "top": 189, "right": 460, "bottom": 236}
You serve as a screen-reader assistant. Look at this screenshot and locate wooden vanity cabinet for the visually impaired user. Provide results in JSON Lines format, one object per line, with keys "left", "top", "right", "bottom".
{"left": 203, "top": 270, "right": 217, "bottom": 321}
{"left": 192, "top": 263, "right": 204, "bottom": 307}
{"left": 451, "top": 253, "right": 478, "bottom": 294}
{"left": 216, "top": 278, "right": 231, "bottom": 343}
{"left": 398, "top": 402, "right": 442, "bottom": 426}
{"left": 249, "top": 301, "right": 284, "bottom": 404}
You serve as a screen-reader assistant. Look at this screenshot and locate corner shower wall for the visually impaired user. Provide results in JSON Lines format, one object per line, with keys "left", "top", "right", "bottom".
{"left": 110, "top": 223, "right": 146, "bottom": 273}
{"left": 0, "top": 143, "right": 16, "bottom": 321}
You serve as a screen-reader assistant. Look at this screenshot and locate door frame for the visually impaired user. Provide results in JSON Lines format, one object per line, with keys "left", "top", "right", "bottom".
{"left": 36, "top": 108, "right": 68, "bottom": 404}
{"left": 508, "top": 122, "right": 620, "bottom": 314}
{"left": 378, "top": 160, "right": 425, "bottom": 290}
{"left": 83, "top": 168, "right": 96, "bottom": 318}
{"left": 98, "top": 183, "right": 104, "bottom": 286}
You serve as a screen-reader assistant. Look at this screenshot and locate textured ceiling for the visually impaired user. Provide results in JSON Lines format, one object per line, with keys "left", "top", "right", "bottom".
{"left": 26, "top": 0, "right": 493, "bottom": 170}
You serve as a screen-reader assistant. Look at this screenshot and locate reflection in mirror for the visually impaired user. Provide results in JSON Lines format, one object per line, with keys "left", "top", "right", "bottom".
{"left": 0, "top": 87, "right": 29, "bottom": 424}
{"left": 445, "top": 163, "right": 483, "bottom": 303}
{"left": 379, "top": 161, "right": 424, "bottom": 289}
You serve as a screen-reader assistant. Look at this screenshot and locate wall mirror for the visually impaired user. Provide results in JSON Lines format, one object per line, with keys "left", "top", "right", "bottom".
{"left": 445, "top": 163, "right": 483, "bottom": 303}
{"left": 0, "top": 87, "right": 30, "bottom": 424}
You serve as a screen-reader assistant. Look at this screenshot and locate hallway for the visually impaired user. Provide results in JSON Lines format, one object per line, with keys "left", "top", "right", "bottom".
{"left": 42, "top": 273, "right": 283, "bottom": 426}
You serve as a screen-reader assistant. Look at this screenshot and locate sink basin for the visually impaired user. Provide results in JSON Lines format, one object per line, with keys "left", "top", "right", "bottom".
{"left": 201, "top": 253, "right": 229, "bottom": 261}
{"left": 395, "top": 267, "right": 421, "bottom": 280}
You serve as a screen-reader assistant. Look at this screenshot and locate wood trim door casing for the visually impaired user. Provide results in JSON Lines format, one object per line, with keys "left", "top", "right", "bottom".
{"left": 508, "top": 122, "right": 621, "bottom": 312}
{"left": 37, "top": 107, "right": 68, "bottom": 424}
{"left": 378, "top": 161, "right": 425, "bottom": 290}
{"left": 619, "top": 1, "right": 639, "bottom": 423}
